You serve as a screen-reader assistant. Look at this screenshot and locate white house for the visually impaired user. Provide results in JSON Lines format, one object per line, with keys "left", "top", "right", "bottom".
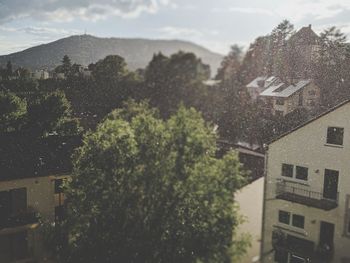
{"left": 30, "top": 70, "right": 49, "bottom": 80}
{"left": 246, "top": 76, "right": 279, "bottom": 101}
{"left": 261, "top": 99, "right": 350, "bottom": 263}
{"left": 259, "top": 79, "right": 321, "bottom": 116}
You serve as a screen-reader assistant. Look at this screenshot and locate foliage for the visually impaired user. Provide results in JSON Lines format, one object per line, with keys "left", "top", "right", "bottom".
{"left": 144, "top": 52, "right": 210, "bottom": 117}
{"left": 25, "top": 91, "right": 74, "bottom": 136}
{"left": 56, "top": 101, "right": 248, "bottom": 263}
{"left": 0, "top": 91, "right": 27, "bottom": 132}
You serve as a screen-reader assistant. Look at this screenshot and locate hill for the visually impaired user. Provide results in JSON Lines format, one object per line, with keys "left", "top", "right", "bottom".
{"left": 0, "top": 35, "right": 223, "bottom": 75}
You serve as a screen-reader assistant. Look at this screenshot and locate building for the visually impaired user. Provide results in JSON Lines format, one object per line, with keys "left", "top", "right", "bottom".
{"left": 0, "top": 134, "right": 80, "bottom": 262}
{"left": 246, "top": 76, "right": 279, "bottom": 102}
{"left": 0, "top": 174, "right": 68, "bottom": 262}
{"left": 217, "top": 140, "right": 265, "bottom": 182}
{"left": 259, "top": 79, "right": 321, "bottom": 116}
{"left": 260, "top": 99, "right": 350, "bottom": 263}
{"left": 30, "top": 70, "right": 50, "bottom": 80}
{"left": 287, "top": 25, "right": 320, "bottom": 78}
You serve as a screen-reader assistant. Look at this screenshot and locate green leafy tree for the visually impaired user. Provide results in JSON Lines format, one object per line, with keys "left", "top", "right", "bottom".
{"left": 26, "top": 91, "right": 79, "bottom": 137}
{"left": 144, "top": 51, "right": 210, "bottom": 117}
{"left": 54, "top": 101, "right": 248, "bottom": 263}
{"left": 0, "top": 92, "right": 27, "bottom": 132}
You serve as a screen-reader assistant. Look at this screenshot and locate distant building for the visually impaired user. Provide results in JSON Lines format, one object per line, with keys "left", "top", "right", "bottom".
{"left": 261, "top": 100, "right": 350, "bottom": 262}
{"left": 246, "top": 76, "right": 279, "bottom": 101}
{"left": 30, "top": 70, "right": 49, "bottom": 80}
{"left": 258, "top": 79, "right": 321, "bottom": 116}
{"left": 217, "top": 140, "right": 265, "bottom": 182}
{"left": 288, "top": 24, "right": 321, "bottom": 78}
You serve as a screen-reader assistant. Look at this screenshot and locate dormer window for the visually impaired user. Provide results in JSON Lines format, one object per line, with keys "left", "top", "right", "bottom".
{"left": 327, "top": 127, "right": 344, "bottom": 146}
{"left": 276, "top": 98, "right": 284, "bottom": 105}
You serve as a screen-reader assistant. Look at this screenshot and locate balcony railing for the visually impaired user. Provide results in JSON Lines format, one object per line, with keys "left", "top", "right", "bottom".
{"left": 276, "top": 181, "right": 338, "bottom": 210}
{"left": 0, "top": 211, "right": 39, "bottom": 229}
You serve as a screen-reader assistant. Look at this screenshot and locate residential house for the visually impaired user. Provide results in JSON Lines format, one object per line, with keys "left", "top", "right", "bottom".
{"left": 287, "top": 25, "right": 321, "bottom": 78}
{"left": 30, "top": 70, "right": 49, "bottom": 80}
{"left": 260, "top": 99, "right": 350, "bottom": 262}
{"left": 259, "top": 79, "right": 321, "bottom": 116}
{"left": 0, "top": 134, "right": 80, "bottom": 262}
{"left": 246, "top": 76, "right": 279, "bottom": 101}
{"left": 217, "top": 140, "right": 265, "bottom": 182}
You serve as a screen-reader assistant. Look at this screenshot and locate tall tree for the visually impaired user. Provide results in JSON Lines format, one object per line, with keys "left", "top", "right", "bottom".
{"left": 55, "top": 101, "right": 248, "bottom": 263}
{"left": 144, "top": 51, "right": 210, "bottom": 117}
{"left": 0, "top": 91, "right": 27, "bottom": 132}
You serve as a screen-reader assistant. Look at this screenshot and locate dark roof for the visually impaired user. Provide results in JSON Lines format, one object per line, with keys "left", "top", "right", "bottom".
{"left": 268, "top": 99, "right": 350, "bottom": 145}
{"left": 289, "top": 25, "right": 320, "bottom": 45}
{"left": 0, "top": 134, "right": 82, "bottom": 181}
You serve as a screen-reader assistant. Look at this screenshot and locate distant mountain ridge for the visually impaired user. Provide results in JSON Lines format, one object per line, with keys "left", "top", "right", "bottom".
{"left": 0, "top": 35, "right": 223, "bottom": 75}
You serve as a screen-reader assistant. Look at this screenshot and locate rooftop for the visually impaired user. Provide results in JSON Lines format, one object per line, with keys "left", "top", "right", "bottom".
{"left": 259, "top": 79, "right": 311, "bottom": 98}
{"left": 0, "top": 134, "right": 82, "bottom": 181}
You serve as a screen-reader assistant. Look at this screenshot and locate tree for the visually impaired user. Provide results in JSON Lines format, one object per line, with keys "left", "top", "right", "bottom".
{"left": 55, "top": 55, "right": 72, "bottom": 76}
{"left": 0, "top": 92, "right": 27, "bottom": 132}
{"left": 144, "top": 52, "right": 210, "bottom": 117}
{"left": 56, "top": 101, "right": 248, "bottom": 263}
{"left": 26, "top": 91, "right": 79, "bottom": 137}
{"left": 5, "top": 61, "right": 13, "bottom": 80}
{"left": 216, "top": 45, "right": 243, "bottom": 84}
{"left": 91, "top": 55, "right": 128, "bottom": 81}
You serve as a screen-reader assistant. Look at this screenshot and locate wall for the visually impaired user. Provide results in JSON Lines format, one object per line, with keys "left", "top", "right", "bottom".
{"left": 261, "top": 102, "right": 350, "bottom": 262}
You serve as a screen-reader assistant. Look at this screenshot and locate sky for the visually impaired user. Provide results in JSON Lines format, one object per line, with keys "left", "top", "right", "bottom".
{"left": 1, "top": 0, "right": 350, "bottom": 55}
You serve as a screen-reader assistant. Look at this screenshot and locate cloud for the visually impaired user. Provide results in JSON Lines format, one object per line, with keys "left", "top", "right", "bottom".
{"left": 158, "top": 26, "right": 204, "bottom": 38}
{"left": 0, "top": 0, "right": 171, "bottom": 24}
{"left": 276, "top": 0, "right": 350, "bottom": 22}
{"left": 0, "top": 25, "right": 81, "bottom": 37}
{"left": 213, "top": 7, "right": 274, "bottom": 16}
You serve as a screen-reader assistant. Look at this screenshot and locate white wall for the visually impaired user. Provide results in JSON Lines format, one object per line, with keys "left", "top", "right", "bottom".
{"left": 261, "top": 102, "right": 350, "bottom": 262}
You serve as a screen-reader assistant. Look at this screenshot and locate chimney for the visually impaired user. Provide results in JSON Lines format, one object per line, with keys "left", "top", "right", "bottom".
{"left": 309, "top": 24, "right": 312, "bottom": 29}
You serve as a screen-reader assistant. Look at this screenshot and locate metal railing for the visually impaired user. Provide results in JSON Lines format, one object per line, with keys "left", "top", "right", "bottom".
{"left": 0, "top": 211, "right": 39, "bottom": 229}
{"left": 275, "top": 181, "right": 339, "bottom": 209}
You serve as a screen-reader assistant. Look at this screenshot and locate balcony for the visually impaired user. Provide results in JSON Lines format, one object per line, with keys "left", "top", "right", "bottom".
{"left": 0, "top": 210, "right": 39, "bottom": 230}
{"left": 276, "top": 181, "right": 338, "bottom": 211}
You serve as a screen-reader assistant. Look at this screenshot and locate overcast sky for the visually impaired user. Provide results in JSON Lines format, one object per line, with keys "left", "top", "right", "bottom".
{"left": 1, "top": 0, "right": 350, "bottom": 55}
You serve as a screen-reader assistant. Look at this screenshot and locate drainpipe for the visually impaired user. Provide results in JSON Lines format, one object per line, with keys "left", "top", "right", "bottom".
{"left": 260, "top": 143, "right": 269, "bottom": 263}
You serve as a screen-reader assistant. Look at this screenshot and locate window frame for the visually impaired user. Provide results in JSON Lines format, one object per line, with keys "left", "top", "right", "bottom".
{"left": 282, "top": 163, "right": 294, "bottom": 178}
{"left": 292, "top": 214, "right": 305, "bottom": 229}
{"left": 295, "top": 166, "right": 308, "bottom": 181}
{"left": 278, "top": 210, "right": 291, "bottom": 225}
{"left": 326, "top": 126, "right": 344, "bottom": 146}
{"left": 276, "top": 97, "right": 285, "bottom": 105}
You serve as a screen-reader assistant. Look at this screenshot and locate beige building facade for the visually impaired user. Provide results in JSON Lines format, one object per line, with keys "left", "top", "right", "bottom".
{"left": 259, "top": 80, "right": 321, "bottom": 117}
{"left": 0, "top": 174, "right": 67, "bottom": 263}
{"left": 261, "top": 100, "right": 350, "bottom": 263}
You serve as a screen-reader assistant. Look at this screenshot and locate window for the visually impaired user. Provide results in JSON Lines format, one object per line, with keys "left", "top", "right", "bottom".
{"left": 274, "top": 249, "right": 288, "bottom": 263}
{"left": 296, "top": 166, "right": 308, "bottom": 181}
{"left": 298, "top": 92, "right": 303, "bottom": 106}
{"left": 282, "top": 164, "right": 293, "bottom": 178}
{"left": 55, "top": 179, "right": 64, "bottom": 194}
{"left": 0, "top": 188, "right": 27, "bottom": 221}
{"left": 292, "top": 214, "right": 305, "bottom": 229}
{"left": 327, "top": 127, "right": 344, "bottom": 145}
{"left": 279, "top": 210, "right": 290, "bottom": 225}
{"left": 275, "top": 110, "right": 284, "bottom": 117}
{"left": 308, "top": 90, "right": 316, "bottom": 96}
{"left": 276, "top": 98, "right": 284, "bottom": 105}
